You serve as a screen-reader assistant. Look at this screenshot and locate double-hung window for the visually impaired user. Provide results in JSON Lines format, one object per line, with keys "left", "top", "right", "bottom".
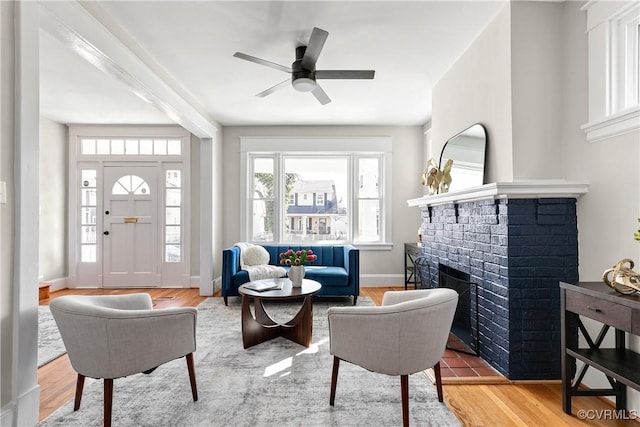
{"left": 241, "top": 137, "right": 392, "bottom": 247}
{"left": 582, "top": 1, "right": 640, "bottom": 142}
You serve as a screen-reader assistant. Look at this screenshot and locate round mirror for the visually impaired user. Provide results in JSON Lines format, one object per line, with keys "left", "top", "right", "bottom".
{"left": 439, "top": 123, "right": 487, "bottom": 193}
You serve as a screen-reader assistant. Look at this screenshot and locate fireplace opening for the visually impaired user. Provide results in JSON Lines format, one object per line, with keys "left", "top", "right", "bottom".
{"left": 438, "top": 264, "right": 479, "bottom": 355}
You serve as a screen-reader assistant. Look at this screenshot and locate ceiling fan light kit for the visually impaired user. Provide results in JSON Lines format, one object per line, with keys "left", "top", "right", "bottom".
{"left": 233, "top": 27, "right": 375, "bottom": 105}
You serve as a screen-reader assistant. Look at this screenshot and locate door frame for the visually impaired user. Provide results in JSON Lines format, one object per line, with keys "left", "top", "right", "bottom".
{"left": 67, "top": 125, "right": 191, "bottom": 288}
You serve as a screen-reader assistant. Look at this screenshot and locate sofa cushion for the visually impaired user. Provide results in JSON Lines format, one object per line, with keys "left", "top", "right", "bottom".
{"left": 302, "top": 266, "right": 349, "bottom": 287}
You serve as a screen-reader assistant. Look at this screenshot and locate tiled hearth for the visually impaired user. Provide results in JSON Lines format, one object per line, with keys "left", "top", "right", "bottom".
{"left": 409, "top": 181, "right": 588, "bottom": 380}
{"left": 441, "top": 335, "right": 502, "bottom": 379}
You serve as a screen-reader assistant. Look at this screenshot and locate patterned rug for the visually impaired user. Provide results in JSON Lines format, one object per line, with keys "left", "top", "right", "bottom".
{"left": 40, "top": 296, "right": 460, "bottom": 426}
{"left": 38, "top": 305, "right": 66, "bottom": 367}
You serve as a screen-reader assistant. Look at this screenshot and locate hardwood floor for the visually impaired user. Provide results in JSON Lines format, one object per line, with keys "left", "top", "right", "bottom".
{"left": 39, "top": 286, "right": 637, "bottom": 426}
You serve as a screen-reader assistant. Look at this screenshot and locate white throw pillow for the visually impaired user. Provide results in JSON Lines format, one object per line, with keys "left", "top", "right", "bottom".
{"left": 243, "top": 245, "right": 270, "bottom": 266}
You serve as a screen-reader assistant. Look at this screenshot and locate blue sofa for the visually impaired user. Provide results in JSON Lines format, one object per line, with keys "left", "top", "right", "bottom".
{"left": 222, "top": 244, "right": 359, "bottom": 305}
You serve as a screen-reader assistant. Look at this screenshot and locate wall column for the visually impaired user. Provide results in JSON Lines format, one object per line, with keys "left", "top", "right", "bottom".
{"left": 199, "top": 137, "right": 214, "bottom": 296}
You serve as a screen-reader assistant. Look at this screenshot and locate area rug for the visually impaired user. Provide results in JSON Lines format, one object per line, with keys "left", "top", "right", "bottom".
{"left": 38, "top": 305, "right": 66, "bottom": 367}
{"left": 40, "top": 297, "right": 461, "bottom": 427}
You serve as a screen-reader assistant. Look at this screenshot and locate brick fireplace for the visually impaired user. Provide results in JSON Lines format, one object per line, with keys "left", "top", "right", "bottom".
{"left": 409, "top": 181, "right": 588, "bottom": 380}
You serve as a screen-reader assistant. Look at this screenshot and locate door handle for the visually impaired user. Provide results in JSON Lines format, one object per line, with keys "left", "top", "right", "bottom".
{"left": 103, "top": 231, "right": 110, "bottom": 236}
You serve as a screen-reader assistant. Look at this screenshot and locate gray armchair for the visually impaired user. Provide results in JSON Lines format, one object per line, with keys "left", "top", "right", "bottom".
{"left": 327, "top": 288, "right": 458, "bottom": 427}
{"left": 49, "top": 293, "right": 198, "bottom": 427}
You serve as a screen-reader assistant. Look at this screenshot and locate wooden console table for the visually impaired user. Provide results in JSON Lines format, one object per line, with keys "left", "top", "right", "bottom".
{"left": 404, "top": 243, "right": 421, "bottom": 290}
{"left": 560, "top": 281, "right": 640, "bottom": 414}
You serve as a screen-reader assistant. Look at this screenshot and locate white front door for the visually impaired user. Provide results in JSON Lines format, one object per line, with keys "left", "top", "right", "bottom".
{"left": 103, "top": 166, "right": 159, "bottom": 287}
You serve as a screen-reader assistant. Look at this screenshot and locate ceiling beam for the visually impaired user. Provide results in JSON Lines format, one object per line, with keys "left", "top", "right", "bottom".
{"left": 39, "top": 1, "right": 220, "bottom": 138}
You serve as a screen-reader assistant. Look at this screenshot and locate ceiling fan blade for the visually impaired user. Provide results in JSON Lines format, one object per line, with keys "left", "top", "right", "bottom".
{"left": 256, "top": 79, "right": 290, "bottom": 97}
{"left": 311, "top": 84, "right": 331, "bottom": 105}
{"left": 316, "top": 70, "right": 375, "bottom": 79}
{"left": 233, "top": 52, "right": 292, "bottom": 74}
{"left": 301, "top": 27, "right": 329, "bottom": 70}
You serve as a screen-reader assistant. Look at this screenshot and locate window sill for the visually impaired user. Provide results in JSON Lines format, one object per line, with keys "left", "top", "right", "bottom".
{"left": 581, "top": 106, "right": 640, "bottom": 143}
{"left": 352, "top": 243, "right": 394, "bottom": 251}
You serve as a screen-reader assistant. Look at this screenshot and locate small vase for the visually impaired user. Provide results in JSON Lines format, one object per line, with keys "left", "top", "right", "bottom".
{"left": 289, "top": 265, "right": 305, "bottom": 288}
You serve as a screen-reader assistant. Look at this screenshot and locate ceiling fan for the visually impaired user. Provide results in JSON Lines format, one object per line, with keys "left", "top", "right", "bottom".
{"left": 233, "top": 27, "right": 375, "bottom": 105}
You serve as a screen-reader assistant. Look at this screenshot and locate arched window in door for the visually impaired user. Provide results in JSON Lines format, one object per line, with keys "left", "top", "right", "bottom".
{"left": 111, "top": 175, "right": 150, "bottom": 195}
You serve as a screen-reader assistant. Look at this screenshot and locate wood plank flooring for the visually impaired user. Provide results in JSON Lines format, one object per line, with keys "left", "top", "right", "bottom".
{"left": 38, "top": 286, "right": 638, "bottom": 426}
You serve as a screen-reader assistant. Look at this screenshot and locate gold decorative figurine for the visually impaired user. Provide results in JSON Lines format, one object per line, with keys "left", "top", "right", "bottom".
{"left": 421, "top": 158, "right": 453, "bottom": 195}
{"left": 603, "top": 259, "right": 640, "bottom": 295}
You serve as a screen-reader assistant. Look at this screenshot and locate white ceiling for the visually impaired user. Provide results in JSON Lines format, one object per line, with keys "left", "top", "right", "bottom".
{"left": 39, "top": 1, "right": 506, "bottom": 129}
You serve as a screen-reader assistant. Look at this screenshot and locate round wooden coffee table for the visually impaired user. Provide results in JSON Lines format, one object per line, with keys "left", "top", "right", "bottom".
{"left": 238, "top": 278, "right": 322, "bottom": 349}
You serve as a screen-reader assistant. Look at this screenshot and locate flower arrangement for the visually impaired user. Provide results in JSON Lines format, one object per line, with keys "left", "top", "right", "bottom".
{"left": 635, "top": 218, "right": 640, "bottom": 242}
{"left": 279, "top": 249, "right": 317, "bottom": 266}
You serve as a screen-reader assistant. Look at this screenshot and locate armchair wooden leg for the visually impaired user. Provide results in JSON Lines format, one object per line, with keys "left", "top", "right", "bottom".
{"left": 104, "top": 379, "right": 113, "bottom": 427}
{"left": 186, "top": 353, "right": 198, "bottom": 401}
{"left": 73, "top": 374, "right": 85, "bottom": 411}
{"left": 330, "top": 356, "right": 340, "bottom": 406}
{"left": 434, "top": 361, "right": 443, "bottom": 402}
{"left": 401, "top": 374, "right": 409, "bottom": 427}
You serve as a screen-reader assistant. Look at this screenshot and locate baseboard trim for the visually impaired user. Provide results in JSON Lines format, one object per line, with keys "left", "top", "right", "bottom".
{"left": 39, "top": 276, "right": 67, "bottom": 292}
{"left": 1, "top": 403, "right": 15, "bottom": 427}
{"left": 359, "top": 274, "right": 403, "bottom": 287}
{"left": 2, "top": 384, "right": 40, "bottom": 427}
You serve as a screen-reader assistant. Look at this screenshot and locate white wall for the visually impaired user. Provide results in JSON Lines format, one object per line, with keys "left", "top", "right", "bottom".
{"left": 511, "top": 1, "right": 565, "bottom": 180}
{"left": 39, "top": 117, "right": 68, "bottom": 282}
{"left": 0, "top": 0, "right": 15, "bottom": 415}
{"left": 222, "top": 126, "right": 423, "bottom": 283}
{"left": 432, "top": 3, "right": 512, "bottom": 184}
{"left": 560, "top": 0, "right": 640, "bottom": 408}
{"left": 1, "top": 2, "right": 40, "bottom": 425}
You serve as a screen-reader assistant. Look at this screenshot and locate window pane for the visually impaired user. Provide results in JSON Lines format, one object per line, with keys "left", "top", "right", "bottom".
{"left": 111, "top": 139, "right": 124, "bottom": 155}
{"left": 81, "top": 207, "right": 97, "bottom": 225}
{"left": 125, "top": 139, "right": 139, "bottom": 155}
{"left": 81, "top": 226, "right": 96, "bottom": 244}
{"left": 358, "top": 158, "right": 379, "bottom": 197}
{"left": 166, "top": 245, "right": 181, "bottom": 262}
{"left": 166, "top": 189, "right": 181, "bottom": 206}
{"left": 81, "top": 170, "right": 96, "bottom": 188}
{"left": 133, "top": 182, "right": 150, "bottom": 195}
{"left": 358, "top": 200, "right": 380, "bottom": 242}
{"left": 154, "top": 139, "right": 167, "bottom": 155}
{"left": 81, "top": 189, "right": 97, "bottom": 206}
{"left": 112, "top": 181, "right": 129, "bottom": 195}
{"left": 252, "top": 200, "right": 273, "bottom": 242}
{"left": 139, "top": 139, "right": 153, "bottom": 155}
{"left": 130, "top": 175, "right": 150, "bottom": 195}
{"left": 283, "top": 157, "right": 348, "bottom": 242}
{"left": 253, "top": 158, "right": 274, "bottom": 198}
{"left": 96, "top": 139, "right": 110, "bottom": 155}
{"left": 81, "top": 139, "right": 96, "bottom": 155}
{"left": 166, "top": 207, "right": 180, "bottom": 225}
{"left": 81, "top": 245, "right": 96, "bottom": 262}
{"left": 166, "top": 170, "right": 181, "bottom": 188}
{"left": 167, "top": 139, "right": 181, "bottom": 155}
{"left": 166, "top": 226, "right": 180, "bottom": 243}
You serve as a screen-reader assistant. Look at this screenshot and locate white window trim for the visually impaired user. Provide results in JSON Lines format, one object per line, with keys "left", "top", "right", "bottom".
{"left": 240, "top": 137, "right": 393, "bottom": 249}
{"left": 581, "top": 1, "right": 640, "bottom": 142}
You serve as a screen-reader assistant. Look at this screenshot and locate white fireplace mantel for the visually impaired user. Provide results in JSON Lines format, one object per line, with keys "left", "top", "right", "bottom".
{"left": 407, "top": 180, "right": 589, "bottom": 207}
